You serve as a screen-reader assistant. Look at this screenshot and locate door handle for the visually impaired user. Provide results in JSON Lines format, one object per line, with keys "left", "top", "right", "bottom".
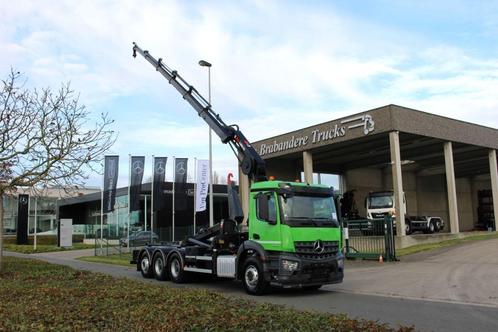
{"left": 253, "top": 233, "right": 260, "bottom": 240}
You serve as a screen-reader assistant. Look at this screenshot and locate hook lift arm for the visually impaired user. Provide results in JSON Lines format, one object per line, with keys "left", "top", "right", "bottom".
{"left": 132, "top": 43, "right": 267, "bottom": 182}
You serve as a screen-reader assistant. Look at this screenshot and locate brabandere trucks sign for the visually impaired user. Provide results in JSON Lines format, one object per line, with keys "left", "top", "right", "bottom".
{"left": 258, "top": 114, "right": 375, "bottom": 156}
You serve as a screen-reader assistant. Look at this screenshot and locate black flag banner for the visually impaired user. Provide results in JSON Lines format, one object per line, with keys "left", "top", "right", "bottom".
{"left": 153, "top": 157, "right": 167, "bottom": 211}
{"left": 129, "top": 156, "right": 145, "bottom": 212}
{"left": 17, "top": 194, "right": 29, "bottom": 245}
{"left": 103, "top": 155, "right": 119, "bottom": 213}
{"left": 174, "top": 158, "right": 188, "bottom": 211}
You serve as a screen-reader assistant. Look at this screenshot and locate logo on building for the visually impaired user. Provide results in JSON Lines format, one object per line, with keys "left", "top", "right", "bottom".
{"left": 258, "top": 113, "right": 376, "bottom": 156}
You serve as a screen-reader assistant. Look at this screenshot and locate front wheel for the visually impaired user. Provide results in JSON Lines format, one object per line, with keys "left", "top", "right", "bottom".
{"left": 405, "top": 222, "right": 412, "bottom": 235}
{"left": 243, "top": 257, "right": 269, "bottom": 295}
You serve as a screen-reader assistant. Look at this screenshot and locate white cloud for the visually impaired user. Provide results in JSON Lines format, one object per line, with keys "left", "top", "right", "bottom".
{"left": 2, "top": 0, "right": 498, "bottom": 187}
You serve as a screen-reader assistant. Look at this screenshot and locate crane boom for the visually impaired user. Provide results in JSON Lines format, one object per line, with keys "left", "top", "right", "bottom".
{"left": 132, "top": 43, "right": 267, "bottom": 182}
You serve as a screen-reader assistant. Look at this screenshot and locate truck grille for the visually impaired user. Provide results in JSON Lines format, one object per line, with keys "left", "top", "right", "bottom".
{"left": 294, "top": 241, "right": 339, "bottom": 260}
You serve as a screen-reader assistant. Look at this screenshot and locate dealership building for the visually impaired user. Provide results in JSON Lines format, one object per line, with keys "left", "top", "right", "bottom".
{"left": 238, "top": 104, "right": 498, "bottom": 245}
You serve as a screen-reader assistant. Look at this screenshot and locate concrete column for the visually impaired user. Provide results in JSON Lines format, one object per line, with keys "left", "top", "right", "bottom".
{"left": 488, "top": 150, "right": 498, "bottom": 231}
{"left": 339, "top": 174, "right": 347, "bottom": 194}
{"left": 303, "top": 151, "right": 313, "bottom": 184}
{"left": 238, "top": 167, "right": 250, "bottom": 225}
{"left": 444, "top": 142, "right": 459, "bottom": 234}
{"left": 389, "top": 131, "right": 406, "bottom": 236}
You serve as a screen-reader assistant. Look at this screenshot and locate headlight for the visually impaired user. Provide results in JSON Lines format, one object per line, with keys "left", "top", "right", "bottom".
{"left": 281, "top": 259, "right": 299, "bottom": 272}
{"left": 338, "top": 258, "right": 344, "bottom": 270}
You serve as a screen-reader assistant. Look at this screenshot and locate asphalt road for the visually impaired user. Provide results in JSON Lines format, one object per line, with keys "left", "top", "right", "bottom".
{"left": 6, "top": 239, "right": 498, "bottom": 332}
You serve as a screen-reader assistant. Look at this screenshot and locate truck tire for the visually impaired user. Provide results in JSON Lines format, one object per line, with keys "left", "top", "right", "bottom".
{"left": 243, "top": 257, "right": 269, "bottom": 295}
{"left": 168, "top": 253, "right": 188, "bottom": 283}
{"left": 405, "top": 222, "right": 412, "bottom": 235}
{"left": 153, "top": 253, "right": 169, "bottom": 281}
{"left": 435, "top": 219, "right": 442, "bottom": 232}
{"left": 428, "top": 221, "right": 435, "bottom": 234}
{"left": 139, "top": 252, "right": 153, "bottom": 279}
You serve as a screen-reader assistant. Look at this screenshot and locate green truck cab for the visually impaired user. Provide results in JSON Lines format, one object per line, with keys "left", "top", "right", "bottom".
{"left": 241, "top": 180, "right": 344, "bottom": 293}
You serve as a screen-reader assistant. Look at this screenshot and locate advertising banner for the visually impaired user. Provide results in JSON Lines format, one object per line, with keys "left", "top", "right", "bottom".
{"left": 195, "top": 159, "right": 209, "bottom": 212}
{"left": 103, "top": 155, "right": 119, "bottom": 213}
{"left": 152, "top": 157, "right": 167, "bottom": 211}
{"left": 129, "top": 156, "right": 145, "bottom": 212}
{"left": 16, "top": 194, "right": 29, "bottom": 245}
{"left": 174, "top": 158, "right": 188, "bottom": 211}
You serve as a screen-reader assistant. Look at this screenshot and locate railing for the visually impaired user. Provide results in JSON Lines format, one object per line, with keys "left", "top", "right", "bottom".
{"left": 343, "top": 216, "right": 397, "bottom": 261}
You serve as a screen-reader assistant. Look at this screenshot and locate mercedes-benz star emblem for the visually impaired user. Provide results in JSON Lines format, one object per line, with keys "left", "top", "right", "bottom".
{"left": 313, "top": 240, "right": 325, "bottom": 254}
{"left": 19, "top": 196, "right": 28, "bottom": 205}
{"left": 176, "top": 162, "right": 186, "bottom": 175}
{"left": 155, "top": 162, "right": 165, "bottom": 174}
{"left": 132, "top": 160, "right": 143, "bottom": 174}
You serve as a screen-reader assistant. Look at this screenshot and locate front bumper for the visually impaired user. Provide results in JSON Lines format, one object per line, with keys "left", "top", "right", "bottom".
{"left": 264, "top": 252, "right": 344, "bottom": 288}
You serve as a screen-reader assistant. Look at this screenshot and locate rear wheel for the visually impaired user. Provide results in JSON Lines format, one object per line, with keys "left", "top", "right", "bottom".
{"left": 428, "top": 221, "right": 435, "bottom": 234}
{"left": 139, "top": 253, "right": 153, "bottom": 278}
{"left": 153, "top": 253, "right": 169, "bottom": 281}
{"left": 435, "top": 220, "right": 442, "bottom": 232}
{"left": 168, "top": 253, "right": 188, "bottom": 283}
{"left": 243, "top": 257, "right": 269, "bottom": 295}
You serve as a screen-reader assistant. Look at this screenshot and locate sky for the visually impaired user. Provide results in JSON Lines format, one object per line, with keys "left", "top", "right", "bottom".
{"left": 2, "top": 0, "right": 498, "bottom": 188}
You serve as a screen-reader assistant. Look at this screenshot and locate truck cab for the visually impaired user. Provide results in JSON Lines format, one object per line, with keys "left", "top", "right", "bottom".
{"left": 365, "top": 190, "right": 405, "bottom": 220}
{"left": 240, "top": 181, "right": 344, "bottom": 293}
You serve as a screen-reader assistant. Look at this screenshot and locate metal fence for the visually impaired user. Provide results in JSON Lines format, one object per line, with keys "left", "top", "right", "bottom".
{"left": 343, "top": 216, "right": 397, "bottom": 261}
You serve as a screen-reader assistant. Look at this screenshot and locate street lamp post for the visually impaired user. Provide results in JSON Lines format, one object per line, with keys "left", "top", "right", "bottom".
{"left": 199, "top": 60, "right": 214, "bottom": 227}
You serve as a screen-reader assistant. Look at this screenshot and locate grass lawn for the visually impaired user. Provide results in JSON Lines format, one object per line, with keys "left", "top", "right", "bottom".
{"left": 77, "top": 253, "right": 132, "bottom": 266}
{"left": 0, "top": 257, "right": 414, "bottom": 331}
{"left": 4, "top": 243, "right": 94, "bottom": 254}
{"left": 397, "top": 232, "right": 498, "bottom": 257}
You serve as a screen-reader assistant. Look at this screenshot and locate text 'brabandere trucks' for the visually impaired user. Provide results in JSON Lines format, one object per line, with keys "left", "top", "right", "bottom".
{"left": 130, "top": 43, "right": 344, "bottom": 295}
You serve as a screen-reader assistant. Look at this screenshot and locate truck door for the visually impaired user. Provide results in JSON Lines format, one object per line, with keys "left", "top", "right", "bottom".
{"left": 250, "top": 192, "right": 282, "bottom": 251}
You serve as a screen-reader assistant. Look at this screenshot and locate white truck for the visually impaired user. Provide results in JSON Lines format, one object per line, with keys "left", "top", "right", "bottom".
{"left": 365, "top": 191, "right": 444, "bottom": 235}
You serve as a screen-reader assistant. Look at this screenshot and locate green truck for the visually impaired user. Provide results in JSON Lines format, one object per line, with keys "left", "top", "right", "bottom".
{"left": 131, "top": 43, "right": 344, "bottom": 295}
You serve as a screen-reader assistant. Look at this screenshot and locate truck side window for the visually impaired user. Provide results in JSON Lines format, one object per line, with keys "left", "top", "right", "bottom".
{"left": 256, "top": 193, "right": 277, "bottom": 224}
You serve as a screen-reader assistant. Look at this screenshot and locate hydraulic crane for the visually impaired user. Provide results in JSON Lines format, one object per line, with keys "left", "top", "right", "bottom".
{"left": 132, "top": 43, "right": 267, "bottom": 182}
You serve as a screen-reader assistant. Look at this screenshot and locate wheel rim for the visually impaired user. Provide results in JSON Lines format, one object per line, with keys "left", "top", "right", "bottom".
{"left": 430, "top": 223, "right": 434, "bottom": 231}
{"left": 170, "top": 258, "right": 180, "bottom": 279}
{"left": 245, "top": 265, "right": 259, "bottom": 289}
{"left": 154, "top": 257, "right": 164, "bottom": 276}
{"left": 141, "top": 256, "right": 150, "bottom": 273}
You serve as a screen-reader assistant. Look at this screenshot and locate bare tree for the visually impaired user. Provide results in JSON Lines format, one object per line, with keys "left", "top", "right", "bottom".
{"left": 0, "top": 70, "right": 116, "bottom": 271}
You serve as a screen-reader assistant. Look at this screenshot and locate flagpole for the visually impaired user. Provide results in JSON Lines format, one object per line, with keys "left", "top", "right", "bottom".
{"left": 128, "top": 154, "right": 131, "bottom": 251}
{"left": 172, "top": 156, "right": 175, "bottom": 242}
{"left": 151, "top": 155, "right": 154, "bottom": 243}
{"left": 193, "top": 157, "right": 197, "bottom": 235}
{"left": 34, "top": 196, "right": 37, "bottom": 251}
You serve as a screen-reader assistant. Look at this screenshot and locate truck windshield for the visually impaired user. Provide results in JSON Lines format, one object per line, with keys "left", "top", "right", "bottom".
{"left": 280, "top": 194, "right": 339, "bottom": 227}
{"left": 368, "top": 195, "right": 393, "bottom": 209}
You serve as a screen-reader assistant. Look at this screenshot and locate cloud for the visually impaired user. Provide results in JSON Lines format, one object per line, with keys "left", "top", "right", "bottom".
{"left": 2, "top": 0, "right": 498, "bottom": 187}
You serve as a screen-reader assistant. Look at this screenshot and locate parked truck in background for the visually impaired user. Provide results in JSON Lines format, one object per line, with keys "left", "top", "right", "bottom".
{"left": 366, "top": 190, "right": 444, "bottom": 235}
{"left": 130, "top": 43, "right": 344, "bottom": 295}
